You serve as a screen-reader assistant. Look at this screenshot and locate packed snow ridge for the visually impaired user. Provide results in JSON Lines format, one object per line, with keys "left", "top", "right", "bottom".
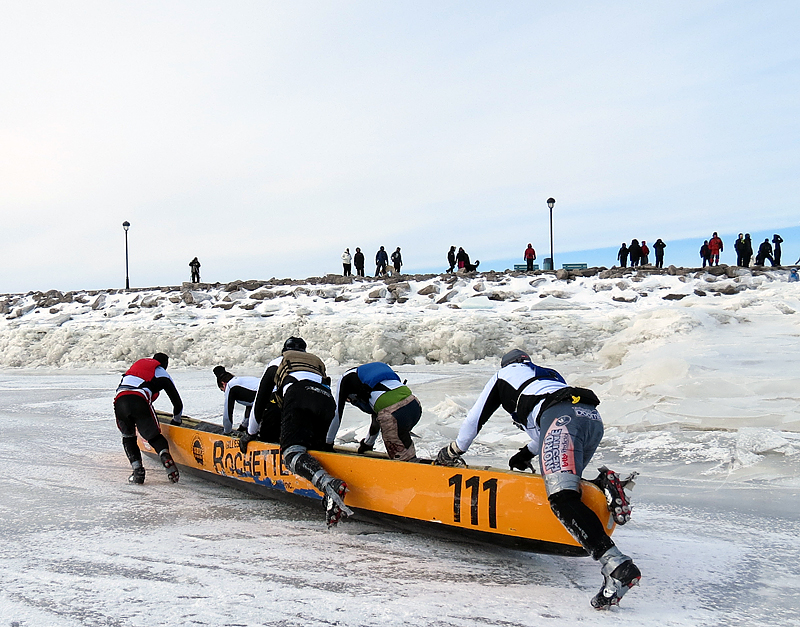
{"left": 0, "top": 265, "right": 797, "bottom": 370}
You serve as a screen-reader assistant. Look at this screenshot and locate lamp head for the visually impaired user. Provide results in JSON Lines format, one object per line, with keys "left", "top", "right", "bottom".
{"left": 546, "top": 198, "right": 556, "bottom": 210}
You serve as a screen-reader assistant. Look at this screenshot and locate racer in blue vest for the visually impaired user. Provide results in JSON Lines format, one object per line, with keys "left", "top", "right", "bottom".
{"left": 435, "top": 349, "right": 640, "bottom": 609}
{"left": 332, "top": 362, "right": 422, "bottom": 461}
{"left": 113, "top": 353, "right": 183, "bottom": 484}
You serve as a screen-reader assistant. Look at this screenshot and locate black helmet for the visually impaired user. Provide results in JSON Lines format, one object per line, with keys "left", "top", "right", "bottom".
{"left": 282, "top": 336, "right": 307, "bottom": 353}
{"left": 501, "top": 349, "right": 530, "bottom": 368}
{"left": 213, "top": 365, "right": 233, "bottom": 389}
{"left": 153, "top": 353, "right": 169, "bottom": 369}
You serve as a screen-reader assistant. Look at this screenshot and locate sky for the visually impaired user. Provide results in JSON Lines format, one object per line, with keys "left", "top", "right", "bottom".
{"left": 1, "top": 1, "right": 799, "bottom": 293}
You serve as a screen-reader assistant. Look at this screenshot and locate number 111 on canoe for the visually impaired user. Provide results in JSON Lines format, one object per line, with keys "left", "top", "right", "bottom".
{"left": 449, "top": 474, "right": 498, "bottom": 528}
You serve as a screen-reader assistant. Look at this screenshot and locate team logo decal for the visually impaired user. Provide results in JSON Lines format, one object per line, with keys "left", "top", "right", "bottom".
{"left": 574, "top": 406, "right": 601, "bottom": 420}
{"left": 542, "top": 418, "right": 575, "bottom": 475}
{"left": 192, "top": 438, "right": 204, "bottom": 465}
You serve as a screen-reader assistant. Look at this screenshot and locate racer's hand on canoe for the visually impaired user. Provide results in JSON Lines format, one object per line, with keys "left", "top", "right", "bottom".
{"left": 434, "top": 442, "right": 467, "bottom": 467}
{"left": 509, "top": 445, "right": 536, "bottom": 472}
{"left": 357, "top": 439, "right": 374, "bottom": 454}
{"left": 238, "top": 432, "right": 254, "bottom": 454}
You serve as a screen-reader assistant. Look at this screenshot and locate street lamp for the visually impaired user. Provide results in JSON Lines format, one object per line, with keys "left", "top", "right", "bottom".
{"left": 547, "top": 198, "right": 556, "bottom": 271}
{"left": 122, "top": 221, "right": 130, "bottom": 290}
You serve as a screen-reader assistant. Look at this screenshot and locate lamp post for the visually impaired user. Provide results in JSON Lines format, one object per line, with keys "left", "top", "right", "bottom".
{"left": 122, "top": 221, "right": 130, "bottom": 290}
{"left": 547, "top": 198, "right": 556, "bottom": 271}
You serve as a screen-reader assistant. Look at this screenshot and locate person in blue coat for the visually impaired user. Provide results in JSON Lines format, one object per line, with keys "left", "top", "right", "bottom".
{"left": 375, "top": 246, "right": 389, "bottom": 277}
{"left": 332, "top": 362, "right": 422, "bottom": 461}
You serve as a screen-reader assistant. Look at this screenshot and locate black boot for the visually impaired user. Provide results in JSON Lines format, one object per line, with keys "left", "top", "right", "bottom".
{"left": 160, "top": 450, "right": 180, "bottom": 483}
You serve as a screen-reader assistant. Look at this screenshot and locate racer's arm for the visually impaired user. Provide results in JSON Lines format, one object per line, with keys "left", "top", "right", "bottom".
{"left": 334, "top": 369, "right": 360, "bottom": 423}
{"left": 222, "top": 385, "right": 236, "bottom": 434}
{"left": 253, "top": 363, "right": 279, "bottom": 424}
{"left": 455, "top": 373, "right": 502, "bottom": 453}
{"left": 152, "top": 369, "right": 183, "bottom": 421}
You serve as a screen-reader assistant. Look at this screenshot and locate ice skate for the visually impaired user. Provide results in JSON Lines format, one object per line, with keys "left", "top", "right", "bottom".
{"left": 591, "top": 559, "right": 641, "bottom": 609}
{"left": 160, "top": 450, "right": 180, "bottom": 483}
{"left": 128, "top": 466, "right": 145, "bottom": 484}
{"left": 323, "top": 479, "right": 353, "bottom": 528}
{"left": 592, "top": 466, "right": 635, "bottom": 525}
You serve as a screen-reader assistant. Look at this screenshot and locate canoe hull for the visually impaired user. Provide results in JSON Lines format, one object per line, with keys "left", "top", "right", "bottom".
{"left": 139, "top": 415, "right": 616, "bottom": 555}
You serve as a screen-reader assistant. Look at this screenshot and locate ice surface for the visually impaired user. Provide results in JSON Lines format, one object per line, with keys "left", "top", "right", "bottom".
{"left": 2, "top": 267, "right": 800, "bottom": 624}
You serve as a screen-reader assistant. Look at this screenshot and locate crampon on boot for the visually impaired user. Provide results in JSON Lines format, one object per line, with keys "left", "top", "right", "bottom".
{"left": 592, "top": 466, "right": 636, "bottom": 525}
{"left": 128, "top": 466, "right": 146, "bottom": 484}
{"left": 160, "top": 450, "right": 180, "bottom": 483}
{"left": 323, "top": 479, "right": 353, "bottom": 528}
{"left": 591, "top": 560, "right": 641, "bottom": 609}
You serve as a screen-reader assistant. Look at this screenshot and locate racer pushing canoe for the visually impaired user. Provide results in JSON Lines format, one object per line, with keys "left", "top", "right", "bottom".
{"left": 435, "top": 349, "right": 641, "bottom": 609}
{"left": 118, "top": 344, "right": 640, "bottom": 609}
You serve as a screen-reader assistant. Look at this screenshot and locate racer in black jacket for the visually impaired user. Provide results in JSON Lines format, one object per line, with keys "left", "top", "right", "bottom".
{"left": 435, "top": 349, "right": 640, "bottom": 609}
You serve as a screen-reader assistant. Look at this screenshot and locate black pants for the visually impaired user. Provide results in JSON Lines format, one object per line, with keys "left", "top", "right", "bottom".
{"left": 279, "top": 381, "right": 336, "bottom": 453}
{"left": 114, "top": 394, "right": 169, "bottom": 464}
{"left": 259, "top": 397, "right": 282, "bottom": 444}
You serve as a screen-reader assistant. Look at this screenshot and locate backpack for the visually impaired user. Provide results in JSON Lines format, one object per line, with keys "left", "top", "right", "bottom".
{"left": 274, "top": 351, "right": 328, "bottom": 394}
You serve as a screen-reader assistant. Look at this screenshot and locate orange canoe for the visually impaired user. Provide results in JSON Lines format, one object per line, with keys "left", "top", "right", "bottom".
{"left": 139, "top": 413, "right": 617, "bottom": 555}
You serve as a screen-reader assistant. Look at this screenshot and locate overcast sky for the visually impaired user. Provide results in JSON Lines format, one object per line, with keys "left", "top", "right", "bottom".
{"left": 1, "top": 1, "right": 798, "bottom": 292}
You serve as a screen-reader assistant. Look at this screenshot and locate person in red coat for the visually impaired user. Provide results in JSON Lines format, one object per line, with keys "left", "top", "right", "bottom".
{"left": 523, "top": 243, "right": 537, "bottom": 271}
{"left": 708, "top": 232, "right": 724, "bottom": 266}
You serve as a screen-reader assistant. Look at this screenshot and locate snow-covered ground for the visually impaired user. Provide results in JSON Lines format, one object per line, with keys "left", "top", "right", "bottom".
{"left": 1, "top": 266, "right": 800, "bottom": 625}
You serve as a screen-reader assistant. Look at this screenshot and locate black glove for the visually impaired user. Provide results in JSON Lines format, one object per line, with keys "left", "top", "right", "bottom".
{"left": 238, "top": 432, "right": 254, "bottom": 454}
{"left": 434, "top": 442, "right": 467, "bottom": 467}
{"left": 509, "top": 445, "right": 535, "bottom": 472}
{"left": 170, "top": 416, "right": 182, "bottom": 426}
{"left": 357, "top": 439, "right": 374, "bottom": 454}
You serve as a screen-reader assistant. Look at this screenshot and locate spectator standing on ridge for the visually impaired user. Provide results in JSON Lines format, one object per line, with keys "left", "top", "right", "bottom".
{"left": 617, "top": 243, "right": 628, "bottom": 268}
{"left": 446, "top": 246, "right": 457, "bottom": 273}
{"left": 708, "top": 232, "right": 723, "bottom": 266}
{"left": 524, "top": 244, "right": 537, "bottom": 271}
{"left": 653, "top": 239, "right": 666, "bottom": 268}
{"left": 113, "top": 353, "right": 182, "bottom": 485}
{"left": 456, "top": 247, "right": 479, "bottom": 272}
{"left": 375, "top": 246, "right": 389, "bottom": 277}
{"left": 189, "top": 257, "right": 201, "bottom": 283}
{"left": 773, "top": 234, "right": 784, "bottom": 265}
{"left": 342, "top": 248, "right": 352, "bottom": 276}
{"left": 700, "top": 241, "right": 711, "bottom": 267}
{"left": 391, "top": 247, "right": 403, "bottom": 274}
{"left": 755, "top": 239, "right": 774, "bottom": 266}
{"left": 640, "top": 241, "right": 650, "bottom": 266}
{"left": 741, "top": 234, "right": 753, "bottom": 267}
{"left": 734, "top": 234, "right": 745, "bottom": 266}
{"left": 354, "top": 248, "right": 365, "bottom": 277}
{"left": 628, "top": 239, "right": 641, "bottom": 267}
{"left": 434, "top": 349, "right": 640, "bottom": 609}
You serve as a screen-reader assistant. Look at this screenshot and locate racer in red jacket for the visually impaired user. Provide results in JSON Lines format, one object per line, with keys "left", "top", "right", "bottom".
{"left": 113, "top": 353, "right": 183, "bottom": 484}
